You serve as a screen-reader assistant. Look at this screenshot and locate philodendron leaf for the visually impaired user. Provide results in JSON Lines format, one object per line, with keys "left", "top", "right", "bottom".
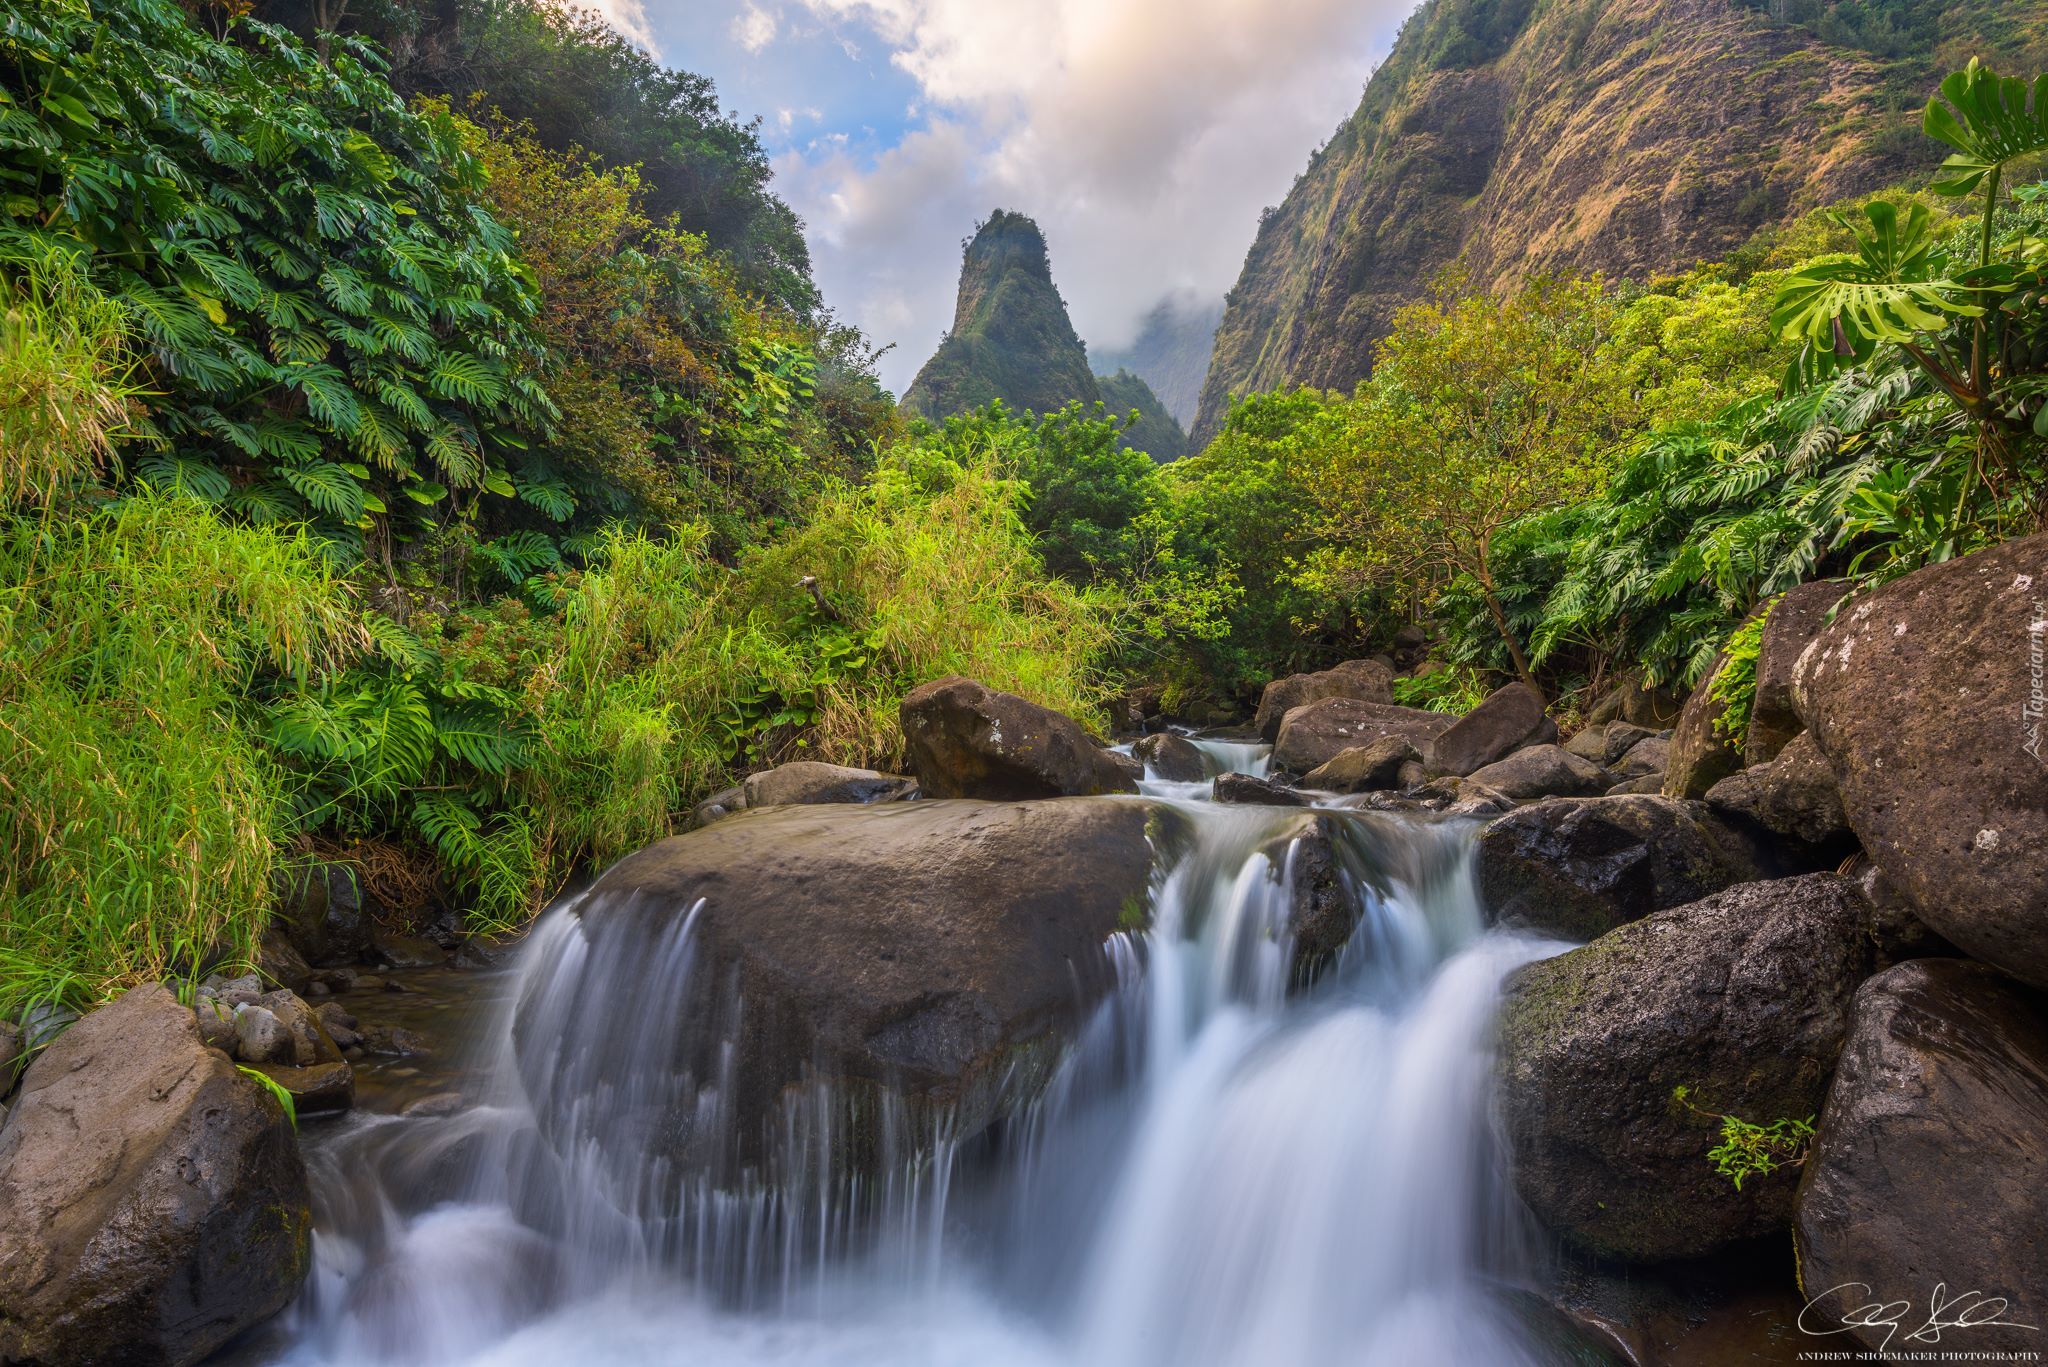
{"left": 1924, "top": 60, "right": 2048, "bottom": 197}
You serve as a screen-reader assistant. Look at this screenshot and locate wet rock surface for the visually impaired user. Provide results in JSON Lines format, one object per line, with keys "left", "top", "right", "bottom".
{"left": 516, "top": 798, "right": 1173, "bottom": 1186}
{"left": 1301, "top": 736, "right": 1420, "bottom": 793}
{"left": 0, "top": 984, "right": 310, "bottom": 1366}
{"left": 1794, "top": 958, "right": 2048, "bottom": 1357}
{"left": 1465, "top": 743, "right": 1610, "bottom": 800}
{"left": 1272, "top": 698, "right": 1456, "bottom": 775}
{"left": 741, "top": 760, "right": 917, "bottom": 807}
{"left": 1132, "top": 731, "right": 1209, "bottom": 782}
{"left": 1425, "top": 682, "right": 1553, "bottom": 776}
{"left": 1252, "top": 658, "right": 1394, "bottom": 741}
{"left": 1497, "top": 875, "right": 1876, "bottom": 1262}
{"left": 1477, "top": 795, "right": 1771, "bottom": 940}
{"left": 1792, "top": 533, "right": 2048, "bottom": 988}
{"left": 900, "top": 675, "right": 1138, "bottom": 799}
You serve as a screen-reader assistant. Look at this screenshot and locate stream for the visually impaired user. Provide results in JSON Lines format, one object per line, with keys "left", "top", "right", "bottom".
{"left": 249, "top": 737, "right": 1587, "bottom": 1367}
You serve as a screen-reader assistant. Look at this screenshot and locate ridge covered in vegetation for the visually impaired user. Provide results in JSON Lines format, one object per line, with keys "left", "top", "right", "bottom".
{"left": 1194, "top": 0, "right": 2048, "bottom": 442}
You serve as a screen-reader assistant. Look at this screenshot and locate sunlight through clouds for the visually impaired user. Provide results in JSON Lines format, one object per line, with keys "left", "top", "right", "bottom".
{"left": 771, "top": 0, "right": 1419, "bottom": 390}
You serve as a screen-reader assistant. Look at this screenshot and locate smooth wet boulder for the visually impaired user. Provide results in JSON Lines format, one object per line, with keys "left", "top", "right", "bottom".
{"left": 1704, "top": 732, "right": 1852, "bottom": 850}
{"left": 1497, "top": 875, "right": 1876, "bottom": 1262}
{"left": 1792, "top": 534, "right": 2048, "bottom": 988}
{"left": 1477, "top": 794, "right": 1771, "bottom": 940}
{"left": 1794, "top": 959, "right": 2048, "bottom": 1355}
{"left": 515, "top": 799, "right": 1173, "bottom": 1190}
{"left": 1132, "top": 731, "right": 1208, "bottom": 782}
{"left": 1272, "top": 698, "right": 1455, "bottom": 775}
{"left": 1213, "top": 773, "right": 1310, "bottom": 807}
{"left": 900, "top": 676, "right": 1138, "bottom": 799}
{"left": 1252, "top": 659, "right": 1394, "bottom": 741}
{"left": 1466, "top": 745, "right": 1610, "bottom": 800}
{"left": 1746, "top": 580, "right": 1843, "bottom": 764}
{"left": 1425, "top": 683, "right": 1553, "bottom": 777}
{"left": 1610, "top": 734, "right": 1670, "bottom": 781}
{"left": 0, "top": 985, "right": 310, "bottom": 1366}
{"left": 1663, "top": 655, "right": 1742, "bottom": 800}
{"left": 1301, "top": 737, "right": 1420, "bottom": 793}
{"left": 742, "top": 761, "right": 916, "bottom": 808}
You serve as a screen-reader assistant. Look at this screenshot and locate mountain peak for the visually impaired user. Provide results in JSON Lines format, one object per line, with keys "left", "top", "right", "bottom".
{"left": 904, "top": 209, "right": 1100, "bottom": 421}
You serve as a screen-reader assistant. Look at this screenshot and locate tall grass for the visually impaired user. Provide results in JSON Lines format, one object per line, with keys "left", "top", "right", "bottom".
{"left": 0, "top": 493, "right": 363, "bottom": 1017}
{"left": 506, "top": 443, "right": 1117, "bottom": 894}
{"left": 0, "top": 238, "right": 139, "bottom": 508}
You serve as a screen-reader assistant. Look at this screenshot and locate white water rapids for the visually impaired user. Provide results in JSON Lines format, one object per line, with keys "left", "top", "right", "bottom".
{"left": 257, "top": 741, "right": 1582, "bottom": 1367}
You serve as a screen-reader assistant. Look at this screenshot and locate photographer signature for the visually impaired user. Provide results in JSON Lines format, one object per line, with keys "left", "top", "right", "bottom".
{"left": 1799, "top": 1282, "right": 2039, "bottom": 1351}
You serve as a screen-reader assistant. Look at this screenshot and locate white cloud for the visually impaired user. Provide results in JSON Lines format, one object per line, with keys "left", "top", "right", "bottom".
{"left": 781, "top": 0, "right": 1418, "bottom": 391}
{"left": 583, "top": 0, "right": 660, "bottom": 54}
{"left": 732, "top": 3, "right": 780, "bottom": 54}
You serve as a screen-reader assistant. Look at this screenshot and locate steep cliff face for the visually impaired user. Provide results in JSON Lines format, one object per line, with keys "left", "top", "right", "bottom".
{"left": 1193, "top": 0, "right": 2046, "bottom": 444}
{"left": 1091, "top": 293, "right": 1223, "bottom": 429}
{"left": 903, "top": 211, "right": 1100, "bottom": 420}
{"left": 1098, "top": 369, "right": 1189, "bottom": 462}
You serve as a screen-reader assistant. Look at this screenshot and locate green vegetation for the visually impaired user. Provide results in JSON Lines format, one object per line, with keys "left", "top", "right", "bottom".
{"left": 1674, "top": 1085, "right": 1816, "bottom": 1191}
{"left": 1097, "top": 369, "right": 1189, "bottom": 462}
{"left": 904, "top": 210, "right": 1102, "bottom": 422}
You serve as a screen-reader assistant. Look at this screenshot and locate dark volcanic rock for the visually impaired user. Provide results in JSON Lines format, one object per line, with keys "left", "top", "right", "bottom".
{"left": 275, "top": 860, "right": 374, "bottom": 966}
{"left": 1795, "top": 959, "right": 2048, "bottom": 1356}
{"left": 900, "top": 675, "right": 1137, "bottom": 799}
{"left": 1213, "top": 773, "right": 1310, "bottom": 807}
{"left": 0, "top": 985, "right": 310, "bottom": 1366}
{"left": 742, "top": 761, "right": 917, "bottom": 807}
{"left": 514, "top": 799, "right": 1173, "bottom": 1191}
{"left": 1497, "top": 875, "right": 1876, "bottom": 1262}
{"left": 1301, "top": 737, "right": 1420, "bottom": 793}
{"left": 1272, "top": 698, "right": 1455, "bottom": 775}
{"left": 1425, "top": 683, "right": 1552, "bottom": 777}
{"left": 1466, "top": 744, "right": 1610, "bottom": 800}
{"left": 1253, "top": 659, "right": 1394, "bottom": 741}
{"left": 1132, "top": 731, "right": 1209, "bottom": 782}
{"left": 1704, "top": 731, "right": 1852, "bottom": 850}
{"left": 1663, "top": 654, "right": 1742, "bottom": 800}
{"left": 1478, "top": 795, "right": 1771, "bottom": 940}
{"left": 1792, "top": 534, "right": 2048, "bottom": 988}
{"left": 1746, "top": 579, "right": 1844, "bottom": 764}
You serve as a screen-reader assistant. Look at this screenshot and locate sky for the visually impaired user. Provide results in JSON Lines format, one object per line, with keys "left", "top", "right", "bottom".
{"left": 579, "top": 0, "right": 1425, "bottom": 394}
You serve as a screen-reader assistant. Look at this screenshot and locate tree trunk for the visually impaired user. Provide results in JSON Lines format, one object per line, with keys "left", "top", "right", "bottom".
{"left": 1480, "top": 583, "right": 1541, "bottom": 701}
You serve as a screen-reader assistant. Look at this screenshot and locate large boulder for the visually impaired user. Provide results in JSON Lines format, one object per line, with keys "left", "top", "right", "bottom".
{"left": 899, "top": 676, "right": 1137, "bottom": 799}
{"left": 1746, "top": 580, "right": 1844, "bottom": 765}
{"left": 0, "top": 985, "right": 310, "bottom": 1366}
{"left": 1465, "top": 744, "right": 1610, "bottom": 800}
{"left": 1794, "top": 959, "right": 2048, "bottom": 1356}
{"left": 1272, "top": 698, "right": 1455, "bottom": 775}
{"left": 1478, "top": 794, "right": 1771, "bottom": 940}
{"left": 1131, "top": 731, "right": 1208, "bottom": 782}
{"left": 1662, "top": 654, "right": 1742, "bottom": 800}
{"left": 1425, "top": 683, "right": 1553, "bottom": 777}
{"left": 1587, "top": 674, "right": 1686, "bottom": 728}
{"left": 1704, "top": 731, "right": 1853, "bottom": 851}
{"left": 1793, "top": 534, "right": 2048, "bottom": 988}
{"left": 1497, "top": 875, "right": 1877, "bottom": 1262}
{"left": 741, "top": 761, "right": 916, "bottom": 808}
{"left": 1610, "top": 734, "right": 1670, "bottom": 781}
{"left": 512, "top": 799, "right": 1172, "bottom": 1198}
{"left": 1301, "top": 737, "right": 1420, "bottom": 793}
{"left": 1252, "top": 659, "right": 1394, "bottom": 741}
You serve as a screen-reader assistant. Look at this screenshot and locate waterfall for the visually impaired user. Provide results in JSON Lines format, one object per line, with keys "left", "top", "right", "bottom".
{"left": 261, "top": 749, "right": 1575, "bottom": 1367}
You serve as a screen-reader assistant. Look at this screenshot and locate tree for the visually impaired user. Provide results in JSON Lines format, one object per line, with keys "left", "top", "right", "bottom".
{"left": 1306, "top": 274, "right": 1626, "bottom": 693}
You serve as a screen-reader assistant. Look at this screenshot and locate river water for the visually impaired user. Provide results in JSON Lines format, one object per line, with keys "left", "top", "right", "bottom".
{"left": 257, "top": 738, "right": 1582, "bottom": 1367}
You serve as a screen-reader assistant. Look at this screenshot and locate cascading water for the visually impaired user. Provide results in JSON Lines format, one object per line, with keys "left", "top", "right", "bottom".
{"left": 257, "top": 745, "right": 1578, "bottom": 1367}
